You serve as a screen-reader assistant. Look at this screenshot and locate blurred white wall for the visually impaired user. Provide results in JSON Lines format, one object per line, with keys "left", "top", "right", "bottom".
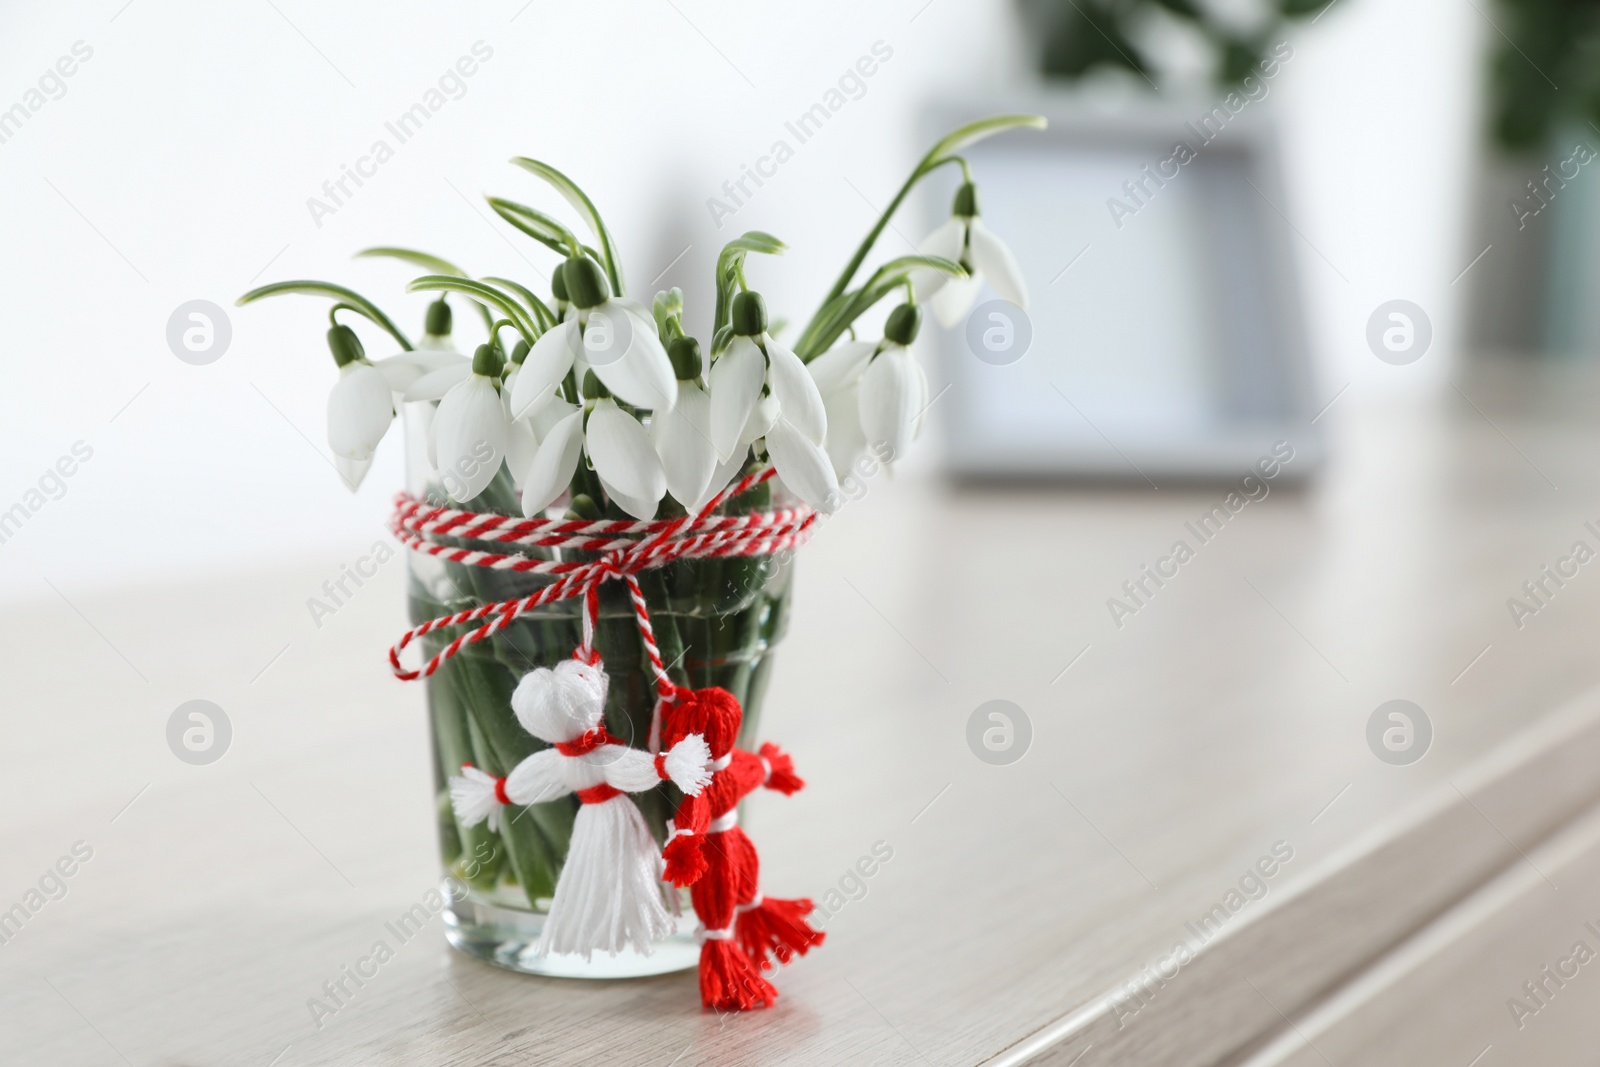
{"left": 0, "top": 0, "right": 1483, "bottom": 597}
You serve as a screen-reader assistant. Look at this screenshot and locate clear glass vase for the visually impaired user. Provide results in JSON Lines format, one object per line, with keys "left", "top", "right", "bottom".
{"left": 402, "top": 404, "right": 794, "bottom": 977}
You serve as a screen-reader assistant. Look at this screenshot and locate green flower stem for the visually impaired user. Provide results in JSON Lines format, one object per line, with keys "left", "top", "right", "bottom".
{"left": 354, "top": 247, "right": 495, "bottom": 333}
{"left": 424, "top": 646, "right": 502, "bottom": 891}
{"left": 482, "top": 276, "right": 557, "bottom": 332}
{"left": 408, "top": 276, "right": 541, "bottom": 345}
{"left": 799, "top": 114, "right": 1047, "bottom": 357}
{"left": 509, "top": 158, "right": 626, "bottom": 297}
{"left": 814, "top": 154, "right": 965, "bottom": 314}
{"left": 237, "top": 280, "right": 413, "bottom": 351}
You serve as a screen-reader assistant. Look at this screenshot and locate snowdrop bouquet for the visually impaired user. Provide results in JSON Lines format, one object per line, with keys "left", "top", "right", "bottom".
{"left": 238, "top": 114, "right": 1041, "bottom": 979}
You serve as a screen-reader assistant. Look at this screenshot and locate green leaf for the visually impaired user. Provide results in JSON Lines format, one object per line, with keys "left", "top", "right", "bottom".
{"left": 407, "top": 276, "right": 539, "bottom": 345}
{"left": 355, "top": 246, "right": 469, "bottom": 277}
{"left": 810, "top": 115, "right": 1046, "bottom": 324}
{"left": 797, "top": 256, "right": 965, "bottom": 359}
{"left": 509, "top": 158, "right": 626, "bottom": 296}
{"left": 236, "top": 280, "right": 412, "bottom": 350}
{"left": 482, "top": 276, "right": 557, "bottom": 332}
{"left": 488, "top": 197, "right": 582, "bottom": 258}
{"left": 355, "top": 247, "right": 494, "bottom": 333}
{"left": 713, "top": 231, "right": 786, "bottom": 335}
{"left": 866, "top": 253, "right": 965, "bottom": 283}
{"left": 922, "top": 114, "right": 1048, "bottom": 168}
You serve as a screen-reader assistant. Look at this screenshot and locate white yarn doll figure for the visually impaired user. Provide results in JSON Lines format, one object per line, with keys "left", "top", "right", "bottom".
{"left": 450, "top": 655, "right": 712, "bottom": 959}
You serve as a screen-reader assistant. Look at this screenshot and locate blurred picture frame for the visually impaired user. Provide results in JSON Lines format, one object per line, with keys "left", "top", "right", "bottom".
{"left": 923, "top": 97, "right": 1323, "bottom": 483}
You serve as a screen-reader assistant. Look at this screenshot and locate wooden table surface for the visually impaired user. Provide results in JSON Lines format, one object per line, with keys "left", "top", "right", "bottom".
{"left": 6, "top": 374, "right": 1600, "bottom": 1066}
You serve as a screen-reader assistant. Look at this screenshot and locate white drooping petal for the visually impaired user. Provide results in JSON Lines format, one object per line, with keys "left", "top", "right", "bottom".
{"left": 586, "top": 399, "right": 666, "bottom": 520}
{"left": 373, "top": 354, "right": 426, "bottom": 393}
{"left": 404, "top": 361, "right": 473, "bottom": 402}
{"left": 509, "top": 318, "right": 578, "bottom": 420}
{"left": 694, "top": 451, "right": 749, "bottom": 512}
{"left": 708, "top": 336, "right": 767, "bottom": 462}
{"left": 585, "top": 303, "right": 678, "bottom": 411}
{"left": 520, "top": 409, "right": 584, "bottom": 517}
{"left": 505, "top": 383, "right": 538, "bottom": 480}
{"left": 434, "top": 375, "right": 507, "bottom": 502}
{"left": 914, "top": 216, "right": 968, "bottom": 299}
{"left": 596, "top": 475, "right": 659, "bottom": 524}
{"left": 968, "top": 218, "right": 1029, "bottom": 309}
{"left": 333, "top": 453, "right": 373, "bottom": 493}
{"left": 409, "top": 348, "right": 467, "bottom": 374}
{"left": 650, "top": 380, "right": 717, "bottom": 509}
{"left": 807, "top": 340, "right": 876, "bottom": 395}
{"left": 738, "top": 392, "right": 780, "bottom": 449}
{"left": 821, "top": 380, "right": 868, "bottom": 478}
{"left": 530, "top": 396, "right": 578, "bottom": 442}
{"left": 764, "top": 339, "right": 827, "bottom": 446}
{"left": 931, "top": 270, "right": 983, "bottom": 329}
{"left": 327, "top": 362, "right": 394, "bottom": 460}
{"left": 858, "top": 348, "right": 921, "bottom": 460}
{"left": 764, "top": 418, "right": 841, "bottom": 514}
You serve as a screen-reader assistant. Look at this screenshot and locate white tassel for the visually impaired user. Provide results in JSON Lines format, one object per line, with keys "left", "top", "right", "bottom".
{"left": 662, "top": 734, "right": 712, "bottom": 794}
{"left": 539, "top": 795, "right": 674, "bottom": 959}
{"left": 450, "top": 765, "right": 503, "bottom": 833}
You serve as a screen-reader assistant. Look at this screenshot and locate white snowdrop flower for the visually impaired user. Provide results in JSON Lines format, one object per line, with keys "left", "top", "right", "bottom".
{"left": 587, "top": 393, "right": 667, "bottom": 521}
{"left": 916, "top": 181, "right": 1028, "bottom": 329}
{"left": 434, "top": 344, "right": 509, "bottom": 503}
{"left": 708, "top": 291, "right": 827, "bottom": 463}
{"left": 857, "top": 305, "right": 930, "bottom": 462}
{"left": 650, "top": 337, "right": 719, "bottom": 510}
{"left": 518, "top": 373, "right": 663, "bottom": 520}
{"left": 764, "top": 417, "right": 840, "bottom": 514}
{"left": 519, "top": 407, "right": 585, "bottom": 518}
{"left": 508, "top": 257, "right": 676, "bottom": 418}
{"left": 806, "top": 339, "right": 875, "bottom": 478}
{"left": 324, "top": 324, "right": 393, "bottom": 492}
{"left": 373, "top": 300, "right": 468, "bottom": 394}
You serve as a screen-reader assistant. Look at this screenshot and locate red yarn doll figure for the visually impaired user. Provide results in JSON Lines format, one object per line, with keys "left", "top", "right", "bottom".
{"left": 659, "top": 686, "right": 824, "bottom": 1011}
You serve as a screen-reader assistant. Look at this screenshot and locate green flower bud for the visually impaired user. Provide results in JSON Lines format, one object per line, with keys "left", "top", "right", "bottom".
{"left": 565, "top": 494, "right": 602, "bottom": 521}
{"left": 731, "top": 291, "right": 768, "bottom": 336}
{"left": 327, "top": 324, "right": 365, "bottom": 367}
{"left": 510, "top": 339, "right": 530, "bottom": 366}
{"left": 952, "top": 181, "right": 980, "bottom": 218}
{"left": 563, "top": 256, "right": 608, "bottom": 309}
{"left": 551, "top": 260, "right": 569, "bottom": 304}
{"left": 424, "top": 298, "right": 452, "bottom": 336}
{"left": 582, "top": 369, "right": 611, "bottom": 400}
{"left": 471, "top": 343, "right": 505, "bottom": 378}
{"left": 668, "top": 336, "right": 702, "bottom": 380}
{"left": 884, "top": 303, "right": 922, "bottom": 346}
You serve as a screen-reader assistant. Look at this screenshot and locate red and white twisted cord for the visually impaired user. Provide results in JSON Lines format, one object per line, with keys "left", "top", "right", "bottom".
{"left": 387, "top": 467, "right": 816, "bottom": 683}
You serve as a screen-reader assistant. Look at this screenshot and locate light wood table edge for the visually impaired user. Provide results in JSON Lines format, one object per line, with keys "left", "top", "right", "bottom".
{"left": 978, "top": 685, "right": 1600, "bottom": 1067}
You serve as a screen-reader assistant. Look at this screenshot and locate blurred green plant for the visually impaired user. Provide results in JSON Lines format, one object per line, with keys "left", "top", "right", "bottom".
{"left": 1020, "top": 0, "right": 1330, "bottom": 87}
{"left": 1487, "top": 0, "right": 1600, "bottom": 151}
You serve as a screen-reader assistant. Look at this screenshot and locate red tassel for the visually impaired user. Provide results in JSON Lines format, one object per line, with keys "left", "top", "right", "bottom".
{"left": 700, "top": 939, "right": 777, "bottom": 1011}
{"left": 662, "top": 833, "right": 707, "bottom": 887}
{"left": 737, "top": 896, "right": 825, "bottom": 970}
{"left": 758, "top": 742, "right": 804, "bottom": 795}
